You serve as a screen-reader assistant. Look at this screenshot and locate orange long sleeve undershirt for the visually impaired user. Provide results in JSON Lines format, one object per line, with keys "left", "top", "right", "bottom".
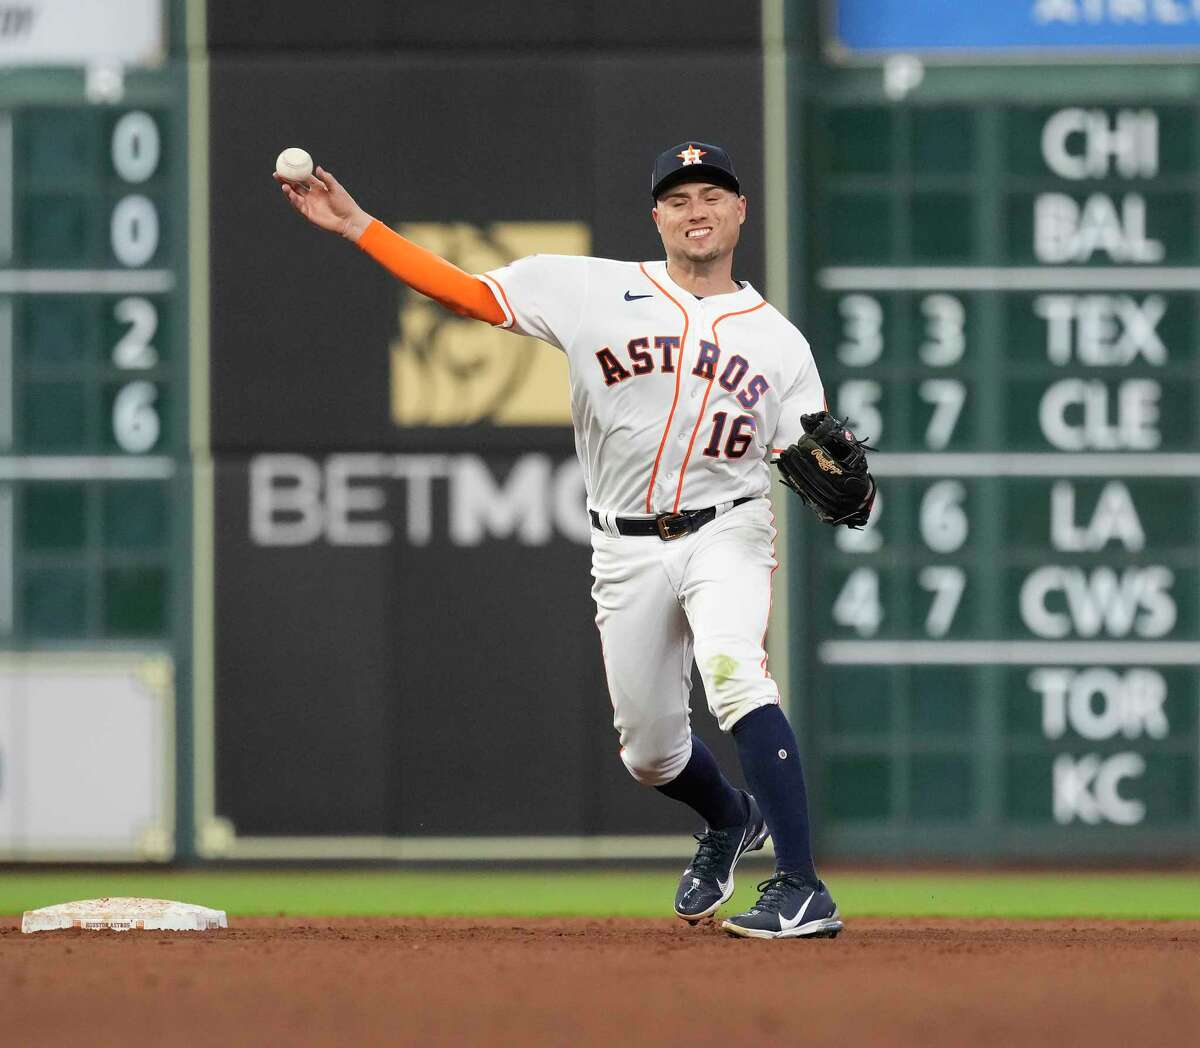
{"left": 355, "top": 219, "right": 506, "bottom": 325}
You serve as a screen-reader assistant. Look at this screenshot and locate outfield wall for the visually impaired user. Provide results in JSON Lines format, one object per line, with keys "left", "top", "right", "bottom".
{"left": 2, "top": 0, "right": 1198, "bottom": 863}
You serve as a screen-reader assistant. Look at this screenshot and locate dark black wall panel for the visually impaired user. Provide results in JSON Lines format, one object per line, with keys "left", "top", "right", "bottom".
{"left": 213, "top": 450, "right": 744, "bottom": 837}
{"left": 209, "top": 19, "right": 762, "bottom": 843}
{"left": 207, "top": 0, "right": 760, "bottom": 51}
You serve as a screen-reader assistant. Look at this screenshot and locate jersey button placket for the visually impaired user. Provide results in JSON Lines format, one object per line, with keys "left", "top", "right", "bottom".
{"left": 656, "top": 297, "right": 700, "bottom": 511}
{"left": 669, "top": 320, "right": 702, "bottom": 507}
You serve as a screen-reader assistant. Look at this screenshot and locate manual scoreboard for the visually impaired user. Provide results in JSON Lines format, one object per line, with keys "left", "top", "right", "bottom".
{"left": 0, "top": 9, "right": 188, "bottom": 859}
{"left": 0, "top": 96, "right": 185, "bottom": 640}
{"left": 801, "top": 64, "right": 1200, "bottom": 856}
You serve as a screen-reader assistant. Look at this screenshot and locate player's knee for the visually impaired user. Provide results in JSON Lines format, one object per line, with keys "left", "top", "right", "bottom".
{"left": 614, "top": 707, "right": 690, "bottom": 785}
{"left": 695, "top": 645, "right": 779, "bottom": 733}
{"left": 620, "top": 739, "right": 690, "bottom": 786}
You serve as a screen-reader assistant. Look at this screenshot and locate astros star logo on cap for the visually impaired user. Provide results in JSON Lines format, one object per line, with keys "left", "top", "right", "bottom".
{"left": 676, "top": 145, "right": 707, "bottom": 166}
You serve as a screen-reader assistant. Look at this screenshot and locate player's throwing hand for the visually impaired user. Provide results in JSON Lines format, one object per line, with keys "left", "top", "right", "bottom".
{"left": 273, "top": 166, "right": 372, "bottom": 242}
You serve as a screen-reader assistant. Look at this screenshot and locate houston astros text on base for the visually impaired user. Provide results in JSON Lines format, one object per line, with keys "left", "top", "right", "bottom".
{"left": 275, "top": 141, "right": 857, "bottom": 939}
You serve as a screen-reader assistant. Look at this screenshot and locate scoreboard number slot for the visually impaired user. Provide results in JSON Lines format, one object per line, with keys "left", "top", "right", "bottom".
{"left": 112, "top": 297, "right": 158, "bottom": 369}
{"left": 836, "top": 293, "right": 884, "bottom": 366}
{"left": 918, "top": 293, "right": 966, "bottom": 366}
{"left": 110, "top": 194, "right": 159, "bottom": 269}
{"left": 919, "top": 480, "right": 968, "bottom": 553}
{"left": 112, "top": 380, "right": 161, "bottom": 454}
{"left": 111, "top": 110, "right": 161, "bottom": 184}
{"left": 832, "top": 566, "right": 883, "bottom": 637}
{"left": 918, "top": 565, "right": 966, "bottom": 638}
{"left": 917, "top": 378, "right": 966, "bottom": 450}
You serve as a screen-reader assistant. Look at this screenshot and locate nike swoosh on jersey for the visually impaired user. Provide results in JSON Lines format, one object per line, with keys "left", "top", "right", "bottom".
{"left": 623, "top": 291, "right": 653, "bottom": 301}
{"left": 779, "top": 890, "right": 816, "bottom": 931}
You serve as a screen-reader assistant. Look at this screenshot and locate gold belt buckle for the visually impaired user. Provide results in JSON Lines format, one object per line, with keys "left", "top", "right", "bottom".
{"left": 655, "top": 512, "right": 690, "bottom": 541}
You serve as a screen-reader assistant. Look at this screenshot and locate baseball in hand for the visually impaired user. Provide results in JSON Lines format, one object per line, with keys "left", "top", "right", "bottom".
{"left": 275, "top": 147, "right": 314, "bottom": 184}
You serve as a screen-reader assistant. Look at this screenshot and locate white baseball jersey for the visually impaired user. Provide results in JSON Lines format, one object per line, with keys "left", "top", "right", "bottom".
{"left": 480, "top": 256, "right": 825, "bottom": 516}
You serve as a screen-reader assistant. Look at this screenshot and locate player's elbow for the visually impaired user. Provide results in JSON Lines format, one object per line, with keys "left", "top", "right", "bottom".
{"left": 437, "top": 286, "right": 506, "bottom": 326}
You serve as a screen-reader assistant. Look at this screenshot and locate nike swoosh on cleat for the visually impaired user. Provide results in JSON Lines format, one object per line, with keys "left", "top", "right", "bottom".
{"left": 779, "top": 891, "right": 816, "bottom": 931}
{"left": 624, "top": 291, "right": 652, "bottom": 301}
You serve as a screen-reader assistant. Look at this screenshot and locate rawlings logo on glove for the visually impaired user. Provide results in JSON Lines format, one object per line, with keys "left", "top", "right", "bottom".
{"left": 774, "top": 411, "right": 876, "bottom": 529}
{"left": 810, "top": 447, "right": 843, "bottom": 475}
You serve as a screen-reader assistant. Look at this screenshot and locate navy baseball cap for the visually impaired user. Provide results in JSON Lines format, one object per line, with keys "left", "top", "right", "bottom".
{"left": 651, "top": 141, "right": 740, "bottom": 199}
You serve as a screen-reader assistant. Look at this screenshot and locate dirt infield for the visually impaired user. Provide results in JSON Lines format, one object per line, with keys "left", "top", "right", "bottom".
{"left": 3, "top": 916, "right": 1198, "bottom": 1046}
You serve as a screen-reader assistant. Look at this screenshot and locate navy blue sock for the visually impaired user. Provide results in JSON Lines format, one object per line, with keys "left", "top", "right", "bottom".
{"left": 732, "top": 704, "right": 818, "bottom": 884}
{"left": 655, "top": 734, "right": 747, "bottom": 829}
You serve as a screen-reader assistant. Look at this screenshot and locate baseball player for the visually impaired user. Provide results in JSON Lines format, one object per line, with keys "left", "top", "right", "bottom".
{"left": 275, "top": 142, "right": 873, "bottom": 939}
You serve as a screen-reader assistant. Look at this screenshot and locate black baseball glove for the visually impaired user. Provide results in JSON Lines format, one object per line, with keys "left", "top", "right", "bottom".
{"left": 775, "top": 411, "right": 876, "bottom": 528}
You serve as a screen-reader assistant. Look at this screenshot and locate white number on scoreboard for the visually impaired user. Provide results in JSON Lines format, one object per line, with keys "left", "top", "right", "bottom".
{"left": 110, "top": 112, "right": 164, "bottom": 453}
{"left": 918, "top": 293, "right": 965, "bottom": 366}
{"left": 832, "top": 567, "right": 882, "bottom": 637}
{"left": 836, "top": 294, "right": 884, "bottom": 366}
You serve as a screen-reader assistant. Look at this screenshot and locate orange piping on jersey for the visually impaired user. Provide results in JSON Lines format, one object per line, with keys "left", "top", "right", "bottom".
{"left": 356, "top": 218, "right": 506, "bottom": 325}
{"left": 761, "top": 506, "right": 779, "bottom": 678}
{"left": 479, "top": 272, "right": 517, "bottom": 329}
{"left": 673, "top": 373, "right": 716, "bottom": 512}
{"left": 672, "top": 300, "right": 768, "bottom": 512}
{"left": 640, "top": 262, "right": 690, "bottom": 513}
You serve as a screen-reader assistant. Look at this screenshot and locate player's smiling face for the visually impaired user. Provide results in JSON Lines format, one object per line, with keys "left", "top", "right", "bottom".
{"left": 652, "top": 181, "right": 746, "bottom": 266}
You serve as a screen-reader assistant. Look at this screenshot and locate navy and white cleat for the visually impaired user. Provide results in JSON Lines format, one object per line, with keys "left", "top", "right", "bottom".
{"left": 674, "top": 792, "right": 769, "bottom": 924}
{"left": 721, "top": 874, "right": 843, "bottom": 939}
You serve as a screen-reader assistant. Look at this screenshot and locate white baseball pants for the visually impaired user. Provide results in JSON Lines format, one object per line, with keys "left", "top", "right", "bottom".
{"left": 589, "top": 497, "right": 782, "bottom": 786}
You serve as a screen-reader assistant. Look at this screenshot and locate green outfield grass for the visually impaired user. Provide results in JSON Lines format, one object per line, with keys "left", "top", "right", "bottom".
{"left": 1, "top": 868, "right": 1197, "bottom": 920}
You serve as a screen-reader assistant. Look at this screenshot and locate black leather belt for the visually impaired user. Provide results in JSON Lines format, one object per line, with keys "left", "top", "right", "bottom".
{"left": 590, "top": 496, "right": 757, "bottom": 541}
